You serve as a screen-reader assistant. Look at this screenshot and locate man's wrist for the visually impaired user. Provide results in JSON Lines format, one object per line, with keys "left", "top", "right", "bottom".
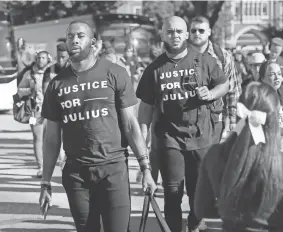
{"left": 209, "top": 91, "right": 215, "bottom": 101}
{"left": 137, "top": 156, "right": 152, "bottom": 172}
{"left": 40, "top": 181, "right": 52, "bottom": 190}
{"left": 140, "top": 163, "right": 152, "bottom": 172}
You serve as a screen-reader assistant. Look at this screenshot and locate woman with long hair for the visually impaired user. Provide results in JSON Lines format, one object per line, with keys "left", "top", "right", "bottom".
{"left": 259, "top": 62, "right": 283, "bottom": 105}
{"left": 194, "top": 82, "right": 283, "bottom": 232}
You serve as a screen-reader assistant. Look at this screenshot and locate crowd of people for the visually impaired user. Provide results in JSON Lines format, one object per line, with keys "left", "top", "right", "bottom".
{"left": 13, "top": 14, "right": 283, "bottom": 232}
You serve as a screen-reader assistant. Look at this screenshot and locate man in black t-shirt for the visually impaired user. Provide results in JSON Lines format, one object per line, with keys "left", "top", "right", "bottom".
{"left": 42, "top": 43, "right": 70, "bottom": 92}
{"left": 137, "top": 16, "right": 228, "bottom": 232}
{"left": 38, "top": 20, "right": 156, "bottom": 232}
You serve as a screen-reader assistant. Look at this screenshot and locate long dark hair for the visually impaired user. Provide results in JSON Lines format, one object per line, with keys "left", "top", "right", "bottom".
{"left": 218, "top": 82, "right": 283, "bottom": 221}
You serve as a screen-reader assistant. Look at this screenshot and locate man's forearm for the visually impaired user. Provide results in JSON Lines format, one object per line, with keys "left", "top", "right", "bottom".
{"left": 138, "top": 102, "right": 153, "bottom": 141}
{"left": 140, "top": 123, "right": 149, "bottom": 141}
{"left": 210, "top": 80, "right": 229, "bottom": 99}
{"left": 124, "top": 119, "right": 150, "bottom": 169}
{"left": 42, "top": 140, "right": 61, "bottom": 182}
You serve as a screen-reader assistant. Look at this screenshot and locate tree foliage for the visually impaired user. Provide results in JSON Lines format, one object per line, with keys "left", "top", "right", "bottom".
{"left": 5, "top": 1, "right": 121, "bottom": 26}
{"left": 142, "top": 1, "right": 225, "bottom": 30}
{"left": 261, "top": 24, "right": 283, "bottom": 42}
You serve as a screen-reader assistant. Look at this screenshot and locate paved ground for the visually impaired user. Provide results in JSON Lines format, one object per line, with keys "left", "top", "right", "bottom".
{"left": 0, "top": 111, "right": 222, "bottom": 231}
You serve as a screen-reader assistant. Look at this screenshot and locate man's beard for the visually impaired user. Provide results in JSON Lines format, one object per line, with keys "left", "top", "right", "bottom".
{"left": 67, "top": 47, "right": 91, "bottom": 62}
{"left": 37, "top": 63, "right": 46, "bottom": 70}
{"left": 190, "top": 37, "right": 208, "bottom": 47}
{"left": 163, "top": 41, "right": 187, "bottom": 54}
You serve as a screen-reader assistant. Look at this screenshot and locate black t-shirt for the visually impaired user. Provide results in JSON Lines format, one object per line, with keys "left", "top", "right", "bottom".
{"left": 43, "top": 63, "right": 65, "bottom": 85}
{"left": 136, "top": 49, "right": 226, "bottom": 150}
{"left": 42, "top": 59, "right": 138, "bottom": 165}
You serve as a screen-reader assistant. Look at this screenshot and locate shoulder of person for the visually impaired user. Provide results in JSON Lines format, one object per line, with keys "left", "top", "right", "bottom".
{"left": 51, "top": 65, "right": 72, "bottom": 82}
{"left": 44, "top": 66, "right": 51, "bottom": 74}
{"left": 202, "top": 52, "right": 219, "bottom": 67}
{"left": 277, "top": 56, "right": 283, "bottom": 65}
{"left": 145, "top": 52, "right": 167, "bottom": 71}
{"left": 104, "top": 58, "right": 128, "bottom": 72}
{"left": 22, "top": 66, "right": 34, "bottom": 80}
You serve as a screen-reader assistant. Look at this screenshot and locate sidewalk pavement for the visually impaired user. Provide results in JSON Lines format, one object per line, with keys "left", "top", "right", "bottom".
{"left": 0, "top": 113, "right": 222, "bottom": 231}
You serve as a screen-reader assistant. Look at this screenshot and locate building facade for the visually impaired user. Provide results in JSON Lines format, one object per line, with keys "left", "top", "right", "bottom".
{"left": 223, "top": 0, "right": 283, "bottom": 50}
{"left": 116, "top": 1, "right": 143, "bottom": 15}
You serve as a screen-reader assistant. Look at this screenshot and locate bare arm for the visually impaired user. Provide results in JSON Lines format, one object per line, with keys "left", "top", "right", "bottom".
{"left": 210, "top": 79, "right": 229, "bottom": 99}
{"left": 138, "top": 101, "right": 154, "bottom": 141}
{"left": 42, "top": 120, "right": 62, "bottom": 182}
{"left": 17, "top": 72, "right": 32, "bottom": 98}
{"left": 121, "top": 105, "right": 149, "bottom": 164}
{"left": 120, "top": 105, "right": 157, "bottom": 192}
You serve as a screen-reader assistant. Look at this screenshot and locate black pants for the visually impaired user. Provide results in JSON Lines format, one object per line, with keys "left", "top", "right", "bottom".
{"left": 159, "top": 147, "right": 210, "bottom": 232}
{"left": 62, "top": 160, "right": 131, "bottom": 232}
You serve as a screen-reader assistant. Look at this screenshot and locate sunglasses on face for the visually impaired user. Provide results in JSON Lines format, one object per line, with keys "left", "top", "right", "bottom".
{"left": 190, "top": 28, "right": 205, "bottom": 34}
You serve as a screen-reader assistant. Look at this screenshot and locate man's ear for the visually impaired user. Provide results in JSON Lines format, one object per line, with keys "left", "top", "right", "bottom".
{"left": 91, "top": 38, "right": 96, "bottom": 47}
{"left": 185, "top": 31, "right": 189, "bottom": 40}
{"left": 208, "top": 28, "right": 211, "bottom": 37}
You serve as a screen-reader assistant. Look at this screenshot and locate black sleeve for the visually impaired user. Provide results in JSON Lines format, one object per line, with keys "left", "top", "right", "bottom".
{"left": 136, "top": 65, "right": 156, "bottom": 105}
{"left": 41, "top": 80, "right": 62, "bottom": 121}
{"left": 116, "top": 66, "right": 138, "bottom": 109}
{"left": 43, "top": 67, "right": 51, "bottom": 85}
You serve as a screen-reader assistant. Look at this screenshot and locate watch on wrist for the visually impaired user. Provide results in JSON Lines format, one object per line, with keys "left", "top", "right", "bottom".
{"left": 140, "top": 163, "right": 152, "bottom": 172}
{"left": 40, "top": 181, "right": 52, "bottom": 190}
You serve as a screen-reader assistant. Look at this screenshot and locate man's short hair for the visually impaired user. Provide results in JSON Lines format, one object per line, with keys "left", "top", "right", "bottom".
{"left": 190, "top": 16, "right": 211, "bottom": 28}
{"left": 67, "top": 20, "right": 96, "bottom": 38}
{"left": 271, "top": 37, "right": 283, "bottom": 47}
{"left": 57, "top": 43, "right": 67, "bottom": 52}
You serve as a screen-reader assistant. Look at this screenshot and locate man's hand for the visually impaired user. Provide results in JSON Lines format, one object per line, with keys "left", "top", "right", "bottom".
{"left": 142, "top": 169, "right": 157, "bottom": 195}
{"left": 196, "top": 86, "right": 214, "bottom": 101}
{"left": 39, "top": 186, "right": 52, "bottom": 218}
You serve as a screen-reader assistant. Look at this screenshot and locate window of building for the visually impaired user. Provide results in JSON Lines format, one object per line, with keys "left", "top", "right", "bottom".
{"left": 262, "top": 2, "right": 268, "bottom": 17}
{"left": 245, "top": 2, "right": 249, "bottom": 16}
{"left": 133, "top": 6, "right": 142, "bottom": 15}
{"left": 249, "top": 2, "right": 253, "bottom": 16}
{"left": 235, "top": 2, "right": 241, "bottom": 20}
{"left": 257, "top": 2, "right": 262, "bottom": 16}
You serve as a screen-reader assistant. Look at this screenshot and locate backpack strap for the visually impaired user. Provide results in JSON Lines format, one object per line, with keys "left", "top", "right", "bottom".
{"left": 30, "top": 67, "right": 36, "bottom": 83}
{"left": 193, "top": 52, "right": 203, "bottom": 87}
{"left": 212, "top": 43, "right": 225, "bottom": 70}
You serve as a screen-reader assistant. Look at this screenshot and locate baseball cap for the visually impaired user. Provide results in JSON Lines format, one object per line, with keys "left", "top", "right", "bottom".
{"left": 271, "top": 37, "right": 283, "bottom": 47}
{"left": 248, "top": 52, "right": 266, "bottom": 65}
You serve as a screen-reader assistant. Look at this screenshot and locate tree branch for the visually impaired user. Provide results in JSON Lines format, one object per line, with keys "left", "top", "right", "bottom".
{"left": 209, "top": 1, "right": 225, "bottom": 28}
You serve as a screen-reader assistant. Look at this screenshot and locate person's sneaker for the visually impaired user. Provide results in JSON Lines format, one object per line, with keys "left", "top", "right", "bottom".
{"left": 36, "top": 169, "right": 43, "bottom": 178}
{"left": 198, "top": 219, "right": 207, "bottom": 230}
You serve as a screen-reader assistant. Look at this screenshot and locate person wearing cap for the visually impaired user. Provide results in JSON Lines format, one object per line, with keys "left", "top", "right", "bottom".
{"left": 242, "top": 52, "right": 266, "bottom": 88}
